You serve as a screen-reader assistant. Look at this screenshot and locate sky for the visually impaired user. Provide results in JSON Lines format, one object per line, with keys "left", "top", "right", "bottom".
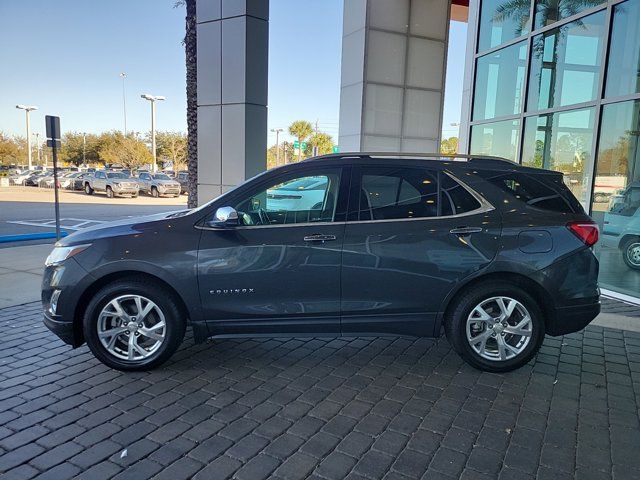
{"left": 0, "top": 1, "right": 466, "bottom": 146}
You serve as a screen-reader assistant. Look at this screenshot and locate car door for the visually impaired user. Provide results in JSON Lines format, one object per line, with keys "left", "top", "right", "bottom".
{"left": 197, "top": 165, "right": 350, "bottom": 336}
{"left": 138, "top": 173, "right": 151, "bottom": 192}
{"left": 94, "top": 172, "right": 106, "bottom": 191}
{"left": 341, "top": 163, "right": 501, "bottom": 337}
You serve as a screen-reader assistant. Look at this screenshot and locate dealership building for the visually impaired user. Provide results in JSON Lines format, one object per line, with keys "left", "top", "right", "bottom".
{"left": 195, "top": 0, "right": 639, "bottom": 302}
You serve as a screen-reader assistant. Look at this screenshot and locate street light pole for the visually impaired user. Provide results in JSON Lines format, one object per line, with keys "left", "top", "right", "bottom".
{"left": 140, "top": 94, "right": 166, "bottom": 172}
{"left": 16, "top": 105, "right": 38, "bottom": 170}
{"left": 120, "top": 73, "right": 127, "bottom": 135}
{"left": 32, "top": 133, "right": 41, "bottom": 166}
{"left": 271, "top": 128, "right": 283, "bottom": 166}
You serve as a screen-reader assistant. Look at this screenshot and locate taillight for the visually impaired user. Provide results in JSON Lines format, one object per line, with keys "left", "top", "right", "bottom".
{"left": 567, "top": 221, "right": 599, "bottom": 247}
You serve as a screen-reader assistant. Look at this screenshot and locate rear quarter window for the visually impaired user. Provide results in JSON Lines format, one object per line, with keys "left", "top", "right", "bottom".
{"left": 481, "top": 171, "right": 581, "bottom": 213}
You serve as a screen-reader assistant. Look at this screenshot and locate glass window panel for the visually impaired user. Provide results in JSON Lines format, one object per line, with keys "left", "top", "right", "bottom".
{"left": 522, "top": 107, "right": 596, "bottom": 208}
{"left": 605, "top": 0, "right": 640, "bottom": 98}
{"left": 534, "top": 0, "right": 605, "bottom": 29}
{"left": 478, "top": 0, "right": 531, "bottom": 52}
{"left": 591, "top": 100, "right": 640, "bottom": 297}
{"left": 527, "top": 12, "right": 605, "bottom": 112}
{"left": 233, "top": 171, "right": 342, "bottom": 225}
{"left": 470, "top": 119, "right": 521, "bottom": 162}
{"left": 473, "top": 42, "right": 527, "bottom": 121}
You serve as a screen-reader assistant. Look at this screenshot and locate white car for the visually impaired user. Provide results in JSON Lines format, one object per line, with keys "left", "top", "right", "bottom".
{"left": 10, "top": 170, "right": 37, "bottom": 185}
{"left": 602, "top": 182, "right": 640, "bottom": 270}
{"left": 266, "top": 176, "right": 329, "bottom": 211}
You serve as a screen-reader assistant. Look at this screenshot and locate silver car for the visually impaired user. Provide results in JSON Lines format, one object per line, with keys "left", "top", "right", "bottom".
{"left": 137, "top": 172, "right": 181, "bottom": 197}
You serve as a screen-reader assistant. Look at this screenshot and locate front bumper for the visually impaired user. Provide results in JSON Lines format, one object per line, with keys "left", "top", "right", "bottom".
{"left": 112, "top": 186, "right": 139, "bottom": 196}
{"left": 43, "top": 311, "right": 75, "bottom": 345}
{"left": 158, "top": 187, "right": 181, "bottom": 196}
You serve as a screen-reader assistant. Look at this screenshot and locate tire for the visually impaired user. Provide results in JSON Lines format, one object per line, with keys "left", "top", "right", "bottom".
{"left": 132, "top": 193, "right": 139, "bottom": 198}
{"left": 151, "top": 187, "right": 159, "bottom": 198}
{"left": 84, "top": 183, "right": 94, "bottom": 195}
{"left": 106, "top": 186, "right": 114, "bottom": 198}
{"left": 444, "top": 282, "right": 545, "bottom": 372}
{"left": 622, "top": 237, "right": 640, "bottom": 270}
{"left": 83, "top": 277, "right": 186, "bottom": 371}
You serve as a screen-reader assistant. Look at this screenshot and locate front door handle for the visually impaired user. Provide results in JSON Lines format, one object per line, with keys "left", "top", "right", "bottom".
{"left": 450, "top": 227, "right": 483, "bottom": 235}
{"left": 303, "top": 234, "right": 337, "bottom": 242}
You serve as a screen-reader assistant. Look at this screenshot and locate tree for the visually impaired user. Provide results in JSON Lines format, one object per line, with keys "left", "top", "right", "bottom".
{"left": 98, "top": 132, "right": 153, "bottom": 170}
{"left": 440, "top": 137, "right": 459, "bottom": 155}
{"left": 176, "top": 0, "right": 198, "bottom": 207}
{"left": 0, "top": 132, "right": 22, "bottom": 165}
{"left": 289, "top": 120, "right": 313, "bottom": 162}
{"left": 305, "top": 132, "right": 335, "bottom": 156}
{"left": 58, "top": 132, "right": 101, "bottom": 167}
{"left": 154, "top": 131, "right": 187, "bottom": 171}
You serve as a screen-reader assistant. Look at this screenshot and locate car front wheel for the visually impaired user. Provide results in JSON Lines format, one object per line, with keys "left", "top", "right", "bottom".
{"left": 151, "top": 187, "right": 159, "bottom": 198}
{"left": 83, "top": 278, "right": 186, "bottom": 371}
{"left": 106, "top": 186, "right": 114, "bottom": 198}
{"left": 84, "top": 184, "right": 94, "bottom": 195}
{"left": 623, "top": 238, "right": 640, "bottom": 270}
{"left": 445, "top": 282, "right": 545, "bottom": 372}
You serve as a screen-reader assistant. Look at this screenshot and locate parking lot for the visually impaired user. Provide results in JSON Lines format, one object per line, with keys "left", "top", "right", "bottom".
{"left": 0, "top": 186, "right": 186, "bottom": 240}
{"left": 0, "top": 299, "right": 639, "bottom": 479}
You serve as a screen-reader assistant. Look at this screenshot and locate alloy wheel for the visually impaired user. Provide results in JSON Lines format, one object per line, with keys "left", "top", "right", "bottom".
{"left": 97, "top": 294, "right": 166, "bottom": 361}
{"left": 466, "top": 296, "right": 532, "bottom": 362}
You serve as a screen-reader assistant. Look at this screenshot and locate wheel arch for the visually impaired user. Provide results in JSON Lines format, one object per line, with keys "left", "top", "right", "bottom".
{"left": 619, "top": 233, "right": 640, "bottom": 250}
{"left": 437, "top": 271, "right": 553, "bottom": 336}
{"left": 72, "top": 270, "right": 191, "bottom": 346}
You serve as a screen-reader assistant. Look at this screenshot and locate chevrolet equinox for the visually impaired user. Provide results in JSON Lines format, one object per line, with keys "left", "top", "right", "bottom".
{"left": 42, "top": 153, "right": 601, "bottom": 372}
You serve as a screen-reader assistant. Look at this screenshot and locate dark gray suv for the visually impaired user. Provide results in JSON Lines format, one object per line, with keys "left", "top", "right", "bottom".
{"left": 42, "top": 154, "right": 601, "bottom": 372}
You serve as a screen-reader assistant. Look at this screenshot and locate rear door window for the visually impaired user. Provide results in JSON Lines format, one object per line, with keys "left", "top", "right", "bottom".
{"left": 356, "top": 166, "right": 483, "bottom": 221}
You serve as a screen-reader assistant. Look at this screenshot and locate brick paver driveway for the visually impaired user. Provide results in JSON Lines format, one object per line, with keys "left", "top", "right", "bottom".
{"left": 1, "top": 300, "right": 639, "bottom": 480}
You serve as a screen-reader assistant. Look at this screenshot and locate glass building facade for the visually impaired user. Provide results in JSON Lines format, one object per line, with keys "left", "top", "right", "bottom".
{"left": 467, "top": 0, "right": 640, "bottom": 300}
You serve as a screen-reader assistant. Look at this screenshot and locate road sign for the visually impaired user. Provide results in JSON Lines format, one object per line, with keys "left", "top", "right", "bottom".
{"left": 293, "top": 140, "right": 307, "bottom": 150}
{"left": 332, "top": 146, "right": 339, "bottom": 153}
{"left": 45, "top": 115, "right": 61, "bottom": 140}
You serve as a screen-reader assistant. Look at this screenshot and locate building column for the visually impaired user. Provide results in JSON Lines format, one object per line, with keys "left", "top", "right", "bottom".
{"left": 196, "top": 0, "right": 269, "bottom": 205}
{"left": 338, "top": 0, "right": 451, "bottom": 153}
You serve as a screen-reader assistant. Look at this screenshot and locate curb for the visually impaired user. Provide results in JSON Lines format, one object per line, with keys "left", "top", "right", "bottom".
{"left": 0, "top": 232, "right": 68, "bottom": 244}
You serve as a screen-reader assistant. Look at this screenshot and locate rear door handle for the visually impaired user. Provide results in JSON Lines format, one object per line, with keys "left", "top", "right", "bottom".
{"left": 303, "top": 234, "right": 337, "bottom": 242}
{"left": 450, "top": 227, "right": 483, "bottom": 235}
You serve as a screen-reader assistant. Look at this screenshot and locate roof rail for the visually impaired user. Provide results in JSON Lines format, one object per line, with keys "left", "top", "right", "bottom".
{"left": 303, "top": 152, "right": 516, "bottom": 164}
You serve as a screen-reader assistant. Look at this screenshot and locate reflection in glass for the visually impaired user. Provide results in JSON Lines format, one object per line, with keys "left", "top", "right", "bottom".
{"left": 605, "top": 0, "right": 640, "bottom": 98}
{"left": 478, "top": 0, "right": 531, "bottom": 52}
{"left": 534, "top": 0, "right": 605, "bottom": 29}
{"left": 528, "top": 12, "right": 605, "bottom": 112}
{"left": 592, "top": 100, "right": 640, "bottom": 297}
{"left": 522, "top": 107, "right": 595, "bottom": 207}
{"left": 473, "top": 42, "right": 527, "bottom": 121}
{"left": 470, "top": 119, "right": 521, "bottom": 162}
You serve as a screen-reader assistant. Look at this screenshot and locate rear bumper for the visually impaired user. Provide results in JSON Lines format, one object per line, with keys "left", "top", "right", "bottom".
{"left": 546, "top": 300, "right": 601, "bottom": 336}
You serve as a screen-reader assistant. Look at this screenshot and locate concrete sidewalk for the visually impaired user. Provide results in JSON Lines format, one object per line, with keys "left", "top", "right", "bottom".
{"left": 0, "top": 243, "right": 52, "bottom": 308}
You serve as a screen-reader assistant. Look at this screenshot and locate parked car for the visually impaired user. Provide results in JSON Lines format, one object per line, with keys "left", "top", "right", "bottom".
{"left": 137, "top": 172, "right": 181, "bottom": 197}
{"left": 43, "top": 153, "right": 601, "bottom": 372}
{"left": 10, "top": 170, "right": 36, "bottom": 185}
{"left": 24, "top": 172, "right": 49, "bottom": 186}
{"left": 65, "top": 172, "right": 92, "bottom": 191}
{"left": 176, "top": 171, "right": 188, "bottom": 194}
{"left": 602, "top": 181, "right": 640, "bottom": 270}
{"left": 84, "top": 171, "right": 139, "bottom": 198}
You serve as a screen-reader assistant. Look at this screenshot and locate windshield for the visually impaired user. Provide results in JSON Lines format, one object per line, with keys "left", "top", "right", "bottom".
{"left": 153, "top": 174, "right": 171, "bottom": 180}
{"left": 271, "top": 177, "right": 327, "bottom": 191}
{"left": 107, "top": 172, "right": 128, "bottom": 179}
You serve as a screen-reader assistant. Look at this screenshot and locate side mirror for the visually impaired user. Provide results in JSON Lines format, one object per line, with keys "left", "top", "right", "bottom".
{"left": 207, "top": 206, "right": 239, "bottom": 228}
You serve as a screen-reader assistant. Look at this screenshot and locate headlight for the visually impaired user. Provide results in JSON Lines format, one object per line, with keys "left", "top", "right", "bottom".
{"left": 112, "top": 182, "right": 121, "bottom": 187}
{"left": 45, "top": 244, "right": 91, "bottom": 266}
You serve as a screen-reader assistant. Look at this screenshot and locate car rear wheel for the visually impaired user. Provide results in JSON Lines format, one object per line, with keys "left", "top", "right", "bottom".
{"left": 151, "top": 187, "right": 159, "bottom": 198}
{"left": 623, "top": 238, "right": 640, "bottom": 270}
{"left": 106, "top": 186, "right": 114, "bottom": 198}
{"left": 84, "top": 183, "right": 94, "bottom": 195}
{"left": 445, "top": 282, "right": 545, "bottom": 372}
{"left": 83, "top": 278, "right": 186, "bottom": 371}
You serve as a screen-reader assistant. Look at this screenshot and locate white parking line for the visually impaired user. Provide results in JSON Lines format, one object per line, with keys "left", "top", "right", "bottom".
{"left": 7, "top": 218, "right": 106, "bottom": 231}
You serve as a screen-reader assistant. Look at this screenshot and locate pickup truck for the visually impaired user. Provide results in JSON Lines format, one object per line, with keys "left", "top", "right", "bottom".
{"left": 137, "top": 172, "right": 181, "bottom": 197}
{"left": 84, "top": 171, "right": 139, "bottom": 198}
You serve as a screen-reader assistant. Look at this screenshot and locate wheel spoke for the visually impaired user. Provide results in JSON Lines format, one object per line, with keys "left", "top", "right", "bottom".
{"left": 496, "top": 334, "right": 507, "bottom": 360}
{"left": 108, "top": 299, "right": 130, "bottom": 321}
{"left": 471, "top": 306, "right": 492, "bottom": 322}
{"left": 127, "top": 333, "right": 135, "bottom": 360}
{"left": 496, "top": 297, "right": 516, "bottom": 319}
{"left": 470, "top": 330, "right": 493, "bottom": 356}
{"left": 504, "top": 316, "right": 532, "bottom": 337}
{"left": 98, "top": 326, "right": 127, "bottom": 338}
{"left": 146, "top": 321, "right": 165, "bottom": 332}
{"left": 139, "top": 329, "right": 163, "bottom": 341}
{"left": 138, "top": 302, "right": 155, "bottom": 321}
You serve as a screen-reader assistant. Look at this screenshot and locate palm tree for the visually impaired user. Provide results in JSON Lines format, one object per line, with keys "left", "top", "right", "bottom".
{"left": 176, "top": 0, "right": 197, "bottom": 207}
{"left": 289, "top": 121, "right": 313, "bottom": 162}
{"left": 307, "top": 132, "right": 335, "bottom": 156}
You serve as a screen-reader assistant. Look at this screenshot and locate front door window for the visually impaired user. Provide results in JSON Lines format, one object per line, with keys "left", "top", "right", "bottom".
{"left": 233, "top": 170, "right": 341, "bottom": 226}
